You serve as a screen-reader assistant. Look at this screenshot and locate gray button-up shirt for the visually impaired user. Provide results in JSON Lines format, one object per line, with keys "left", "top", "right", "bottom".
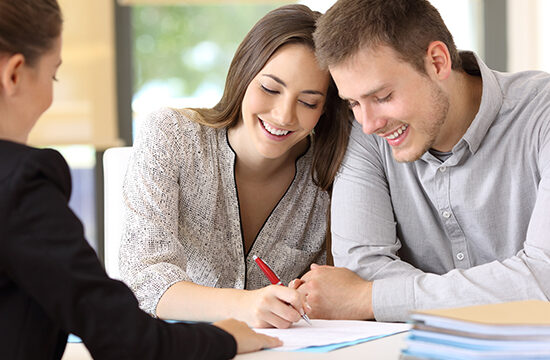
{"left": 332, "top": 52, "right": 550, "bottom": 321}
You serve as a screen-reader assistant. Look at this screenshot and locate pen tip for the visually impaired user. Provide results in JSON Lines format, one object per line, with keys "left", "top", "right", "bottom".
{"left": 252, "top": 255, "right": 258, "bottom": 260}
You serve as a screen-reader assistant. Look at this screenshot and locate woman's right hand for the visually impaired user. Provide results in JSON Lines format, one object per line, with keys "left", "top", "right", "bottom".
{"left": 213, "top": 318, "right": 282, "bottom": 354}
{"left": 239, "top": 285, "right": 309, "bottom": 328}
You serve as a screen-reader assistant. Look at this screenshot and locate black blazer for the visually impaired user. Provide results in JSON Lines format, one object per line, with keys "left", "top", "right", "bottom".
{"left": 0, "top": 140, "right": 236, "bottom": 360}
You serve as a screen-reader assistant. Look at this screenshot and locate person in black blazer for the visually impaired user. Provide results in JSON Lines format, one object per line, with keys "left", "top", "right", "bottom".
{"left": 0, "top": 0, "right": 280, "bottom": 359}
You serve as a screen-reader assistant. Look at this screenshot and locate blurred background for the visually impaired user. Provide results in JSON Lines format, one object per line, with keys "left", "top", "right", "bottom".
{"left": 30, "top": 0, "right": 549, "bottom": 263}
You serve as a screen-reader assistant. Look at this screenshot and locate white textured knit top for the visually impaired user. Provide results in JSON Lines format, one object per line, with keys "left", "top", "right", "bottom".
{"left": 119, "top": 108, "right": 329, "bottom": 316}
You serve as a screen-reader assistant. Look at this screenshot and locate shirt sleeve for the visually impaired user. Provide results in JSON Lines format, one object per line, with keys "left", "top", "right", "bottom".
{"left": 119, "top": 108, "right": 193, "bottom": 316}
{"left": 331, "top": 123, "right": 424, "bottom": 321}
{"left": 332, "top": 121, "right": 550, "bottom": 322}
{"left": 2, "top": 148, "right": 236, "bottom": 360}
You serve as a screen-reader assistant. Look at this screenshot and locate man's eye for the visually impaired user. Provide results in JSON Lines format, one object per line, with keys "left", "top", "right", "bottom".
{"left": 376, "top": 93, "right": 392, "bottom": 103}
{"left": 347, "top": 100, "right": 358, "bottom": 109}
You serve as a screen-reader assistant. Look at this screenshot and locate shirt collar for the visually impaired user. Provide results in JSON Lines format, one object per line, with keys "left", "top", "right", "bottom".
{"left": 420, "top": 51, "right": 503, "bottom": 165}
{"left": 456, "top": 51, "right": 503, "bottom": 155}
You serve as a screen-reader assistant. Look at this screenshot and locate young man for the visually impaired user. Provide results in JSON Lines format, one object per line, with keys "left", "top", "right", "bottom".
{"left": 295, "top": 0, "right": 550, "bottom": 322}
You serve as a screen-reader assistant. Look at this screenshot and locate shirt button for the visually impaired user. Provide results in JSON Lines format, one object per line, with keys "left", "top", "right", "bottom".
{"left": 442, "top": 210, "right": 451, "bottom": 218}
{"left": 439, "top": 166, "right": 447, "bottom": 172}
{"left": 456, "top": 252, "right": 465, "bottom": 261}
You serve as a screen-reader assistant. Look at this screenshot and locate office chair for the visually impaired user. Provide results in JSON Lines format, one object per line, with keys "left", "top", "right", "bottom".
{"left": 103, "top": 146, "right": 132, "bottom": 280}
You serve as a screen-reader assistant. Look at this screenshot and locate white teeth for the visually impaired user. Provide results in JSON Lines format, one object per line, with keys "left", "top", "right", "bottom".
{"left": 386, "top": 124, "right": 408, "bottom": 140}
{"left": 262, "top": 120, "right": 290, "bottom": 136}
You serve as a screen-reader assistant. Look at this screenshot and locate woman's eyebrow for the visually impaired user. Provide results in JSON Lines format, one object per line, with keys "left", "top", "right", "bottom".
{"left": 262, "top": 74, "right": 325, "bottom": 96}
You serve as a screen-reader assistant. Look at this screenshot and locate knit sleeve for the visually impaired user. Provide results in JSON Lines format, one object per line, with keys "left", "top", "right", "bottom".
{"left": 119, "top": 108, "right": 195, "bottom": 316}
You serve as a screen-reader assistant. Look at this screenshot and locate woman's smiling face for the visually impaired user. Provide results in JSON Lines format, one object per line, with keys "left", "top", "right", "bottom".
{"left": 239, "top": 43, "right": 329, "bottom": 160}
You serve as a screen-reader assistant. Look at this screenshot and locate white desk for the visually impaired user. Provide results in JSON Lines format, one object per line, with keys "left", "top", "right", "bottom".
{"left": 61, "top": 331, "right": 408, "bottom": 359}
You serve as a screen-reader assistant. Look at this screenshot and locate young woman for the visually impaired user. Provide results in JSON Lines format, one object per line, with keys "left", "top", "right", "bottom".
{"left": 0, "top": 0, "right": 280, "bottom": 359}
{"left": 120, "top": 4, "right": 351, "bottom": 329}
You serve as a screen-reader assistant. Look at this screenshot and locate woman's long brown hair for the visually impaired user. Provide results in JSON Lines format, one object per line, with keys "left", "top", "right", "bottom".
{"left": 188, "top": 4, "right": 351, "bottom": 192}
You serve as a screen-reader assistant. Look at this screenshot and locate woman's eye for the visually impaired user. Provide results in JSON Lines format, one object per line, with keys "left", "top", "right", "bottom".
{"left": 261, "top": 85, "right": 278, "bottom": 94}
{"left": 299, "top": 100, "right": 317, "bottom": 109}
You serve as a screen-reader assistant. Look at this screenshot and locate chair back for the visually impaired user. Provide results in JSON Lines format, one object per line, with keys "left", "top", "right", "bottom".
{"left": 103, "top": 146, "right": 132, "bottom": 279}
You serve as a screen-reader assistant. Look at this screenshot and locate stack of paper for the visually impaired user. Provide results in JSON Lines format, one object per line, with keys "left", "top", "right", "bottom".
{"left": 69, "top": 319, "right": 412, "bottom": 353}
{"left": 401, "top": 300, "right": 550, "bottom": 360}
{"left": 255, "top": 319, "right": 410, "bottom": 352}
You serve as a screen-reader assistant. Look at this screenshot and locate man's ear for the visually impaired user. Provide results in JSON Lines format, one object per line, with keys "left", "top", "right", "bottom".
{"left": 425, "top": 41, "right": 452, "bottom": 81}
{"left": 0, "top": 54, "right": 26, "bottom": 96}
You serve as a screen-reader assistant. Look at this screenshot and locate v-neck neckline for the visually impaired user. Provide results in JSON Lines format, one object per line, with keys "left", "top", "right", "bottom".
{"left": 221, "top": 128, "right": 311, "bottom": 259}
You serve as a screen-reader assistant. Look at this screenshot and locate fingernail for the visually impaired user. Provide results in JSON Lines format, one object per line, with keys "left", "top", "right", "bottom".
{"left": 299, "top": 308, "right": 305, "bottom": 316}
{"left": 306, "top": 303, "right": 312, "bottom": 311}
{"left": 289, "top": 279, "right": 295, "bottom": 287}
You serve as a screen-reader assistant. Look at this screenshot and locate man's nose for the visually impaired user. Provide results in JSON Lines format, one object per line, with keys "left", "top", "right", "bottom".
{"left": 354, "top": 105, "right": 385, "bottom": 135}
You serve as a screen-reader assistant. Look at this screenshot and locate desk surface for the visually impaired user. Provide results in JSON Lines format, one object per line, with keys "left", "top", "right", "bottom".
{"left": 61, "top": 331, "right": 408, "bottom": 359}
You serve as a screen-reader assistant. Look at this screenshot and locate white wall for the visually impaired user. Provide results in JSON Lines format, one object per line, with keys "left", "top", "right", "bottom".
{"left": 508, "top": 0, "right": 550, "bottom": 72}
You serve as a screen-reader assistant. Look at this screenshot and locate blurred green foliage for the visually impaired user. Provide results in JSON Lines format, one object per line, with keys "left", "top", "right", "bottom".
{"left": 132, "top": 4, "right": 287, "bottom": 99}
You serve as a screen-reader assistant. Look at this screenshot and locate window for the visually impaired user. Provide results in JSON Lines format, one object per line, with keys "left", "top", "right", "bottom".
{"left": 131, "top": 3, "right": 287, "bottom": 131}
{"left": 430, "top": 0, "right": 483, "bottom": 56}
{"left": 508, "top": 0, "right": 550, "bottom": 72}
{"left": 131, "top": 0, "right": 341, "bottom": 132}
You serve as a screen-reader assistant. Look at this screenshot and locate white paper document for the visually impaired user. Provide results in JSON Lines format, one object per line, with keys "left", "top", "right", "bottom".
{"left": 254, "top": 319, "right": 411, "bottom": 351}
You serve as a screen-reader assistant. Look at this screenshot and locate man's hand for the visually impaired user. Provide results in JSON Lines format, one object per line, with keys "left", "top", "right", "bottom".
{"left": 292, "top": 264, "right": 374, "bottom": 320}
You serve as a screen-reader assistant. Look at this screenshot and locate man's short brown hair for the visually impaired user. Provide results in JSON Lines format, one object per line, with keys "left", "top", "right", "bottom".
{"left": 314, "top": 0, "right": 462, "bottom": 73}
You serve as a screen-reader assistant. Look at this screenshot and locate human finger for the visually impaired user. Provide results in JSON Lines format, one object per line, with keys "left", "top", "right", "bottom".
{"left": 213, "top": 318, "right": 282, "bottom": 354}
{"left": 256, "top": 333, "right": 283, "bottom": 349}
{"left": 273, "top": 285, "right": 307, "bottom": 317}
{"left": 259, "top": 308, "right": 295, "bottom": 329}
{"left": 288, "top": 278, "right": 304, "bottom": 289}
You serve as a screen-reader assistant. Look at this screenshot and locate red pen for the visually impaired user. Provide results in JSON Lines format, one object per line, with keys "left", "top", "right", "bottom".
{"left": 253, "top": 255, "right": 312, "bottom": 325}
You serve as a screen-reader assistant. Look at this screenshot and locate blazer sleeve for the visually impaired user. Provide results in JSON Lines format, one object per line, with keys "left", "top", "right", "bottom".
{"left": 1, "top": 148, "right": 236, "bottom": 360}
